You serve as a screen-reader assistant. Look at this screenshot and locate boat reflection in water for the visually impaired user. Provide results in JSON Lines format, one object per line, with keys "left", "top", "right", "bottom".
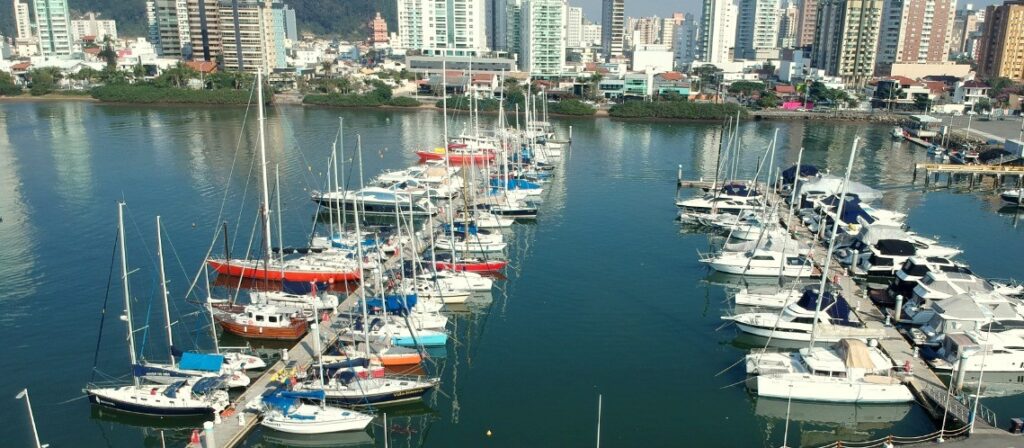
{"left": 731, "top": 330, "right": 830, "bottom": 351}
{"left": 90, "top": 406, "right": 199, "bottom": 447}
{"left": 936, "top": 371, "right": 1024, "bottom": 398}
{"left": 755, "top": 397, "right": 913, "bottom": 446}
{"left": 257, "top": 428, "right": 374, "bottom": 447}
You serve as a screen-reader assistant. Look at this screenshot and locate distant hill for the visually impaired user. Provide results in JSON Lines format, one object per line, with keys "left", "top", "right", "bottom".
{"left": 1, "top": 0, "right": 395, "bottom": 41}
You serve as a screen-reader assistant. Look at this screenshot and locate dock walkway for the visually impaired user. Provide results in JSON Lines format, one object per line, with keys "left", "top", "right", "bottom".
{"left": 190, "top": 248, "right": 410, "bottom": 448}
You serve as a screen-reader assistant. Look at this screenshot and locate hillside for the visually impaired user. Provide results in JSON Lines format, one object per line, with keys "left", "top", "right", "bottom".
{"left": 0, "top": 0, "right": 395, "bottom": 41}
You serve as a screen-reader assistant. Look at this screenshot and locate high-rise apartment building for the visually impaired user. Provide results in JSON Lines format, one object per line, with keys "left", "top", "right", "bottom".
{"left": 660, "top": 17, "right": 676, "bottom": 46}
{"left": 795, "top": 0, "right": 818, "bottom": 46}
{"left": 627, "top": 16, "right": 662, "bottom": 48}
{"left": 582, "top": 21, "right": 602, "bottom": 46}
{"left": 811, "top": 0, "right": 884, "bottom": 86}
{"left": 185, "top": 0, "right": 221, "bottom": 61}
{"left": 35, "top": 0, "right": 73, "bottom": 57}
{"left": 218, "top": 0, "right": 289, "bottom": 72}
{"left": 566, "top": 6, "right": 584, "bottom": 47}
{"left": 147, "top": 0, "right": 191, "bottom": 57}
{"left": 397, "top": 0, "right": 488, "bottom": 56}
{"left": 601, "top": 0, "right": 624, "bottom": 60}
{"left": 876, "top": 0, "right": 955, "bottom": 74}
{"left": 14, "top": 0, "right": 32, "bottom": 40}
{"left": 520, "top": 0, "right": 566, "bottom": 76}
{"left": 977, "top": 0, "right": 1024, "bottom": 81}
{"left": 778, "top": 1, "right": 798, "bottom": 47}
{"left": 951, "top": 7, "right": 980, "bottom": 56}
{"left": 675, "top": 12, "right": 699, "bottom": 67}
{"left": 734, "top": 0, "right": 781, "bottom": 59}
{"left": 71, "top": 12, "right": 118, "bottom": 42}
{"left": 697, "top": 0, "right": 738, "bottom": 64}
{"left": 370, "top": 12, "right": 389, "bottom": 44}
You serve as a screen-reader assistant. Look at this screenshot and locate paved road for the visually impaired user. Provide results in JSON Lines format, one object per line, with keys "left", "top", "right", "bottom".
{"left": 934, "top": 432, "right": 1023, "bottom": 448}
{"left": 939, "top": 114, "right": 1024, "bottom": 142}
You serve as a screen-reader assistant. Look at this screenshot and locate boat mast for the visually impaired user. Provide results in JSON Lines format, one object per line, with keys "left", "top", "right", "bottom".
{"left": 256, "top": 68, "right": 273, "bottom": 263}
{"left": 117, "top": 202, "right": 140, "bottom": 387}
{"left": 275, "top": 164, "right": 284, "bottom": 264}
{"left": 204, "top": 266, "right": 221, "bottom": 354}
{"left": 808, "top": 137, "right": 860, "bottom": 348}
{"left": 156, "top": 215, "right": 175, "bottom": 366}
{"left": 786, "top": 147, "right": 805, "bottom": 231}
{"left": 337, "top": 118, "right": 346, "bottom": 232}
{"left": 354, "top": 137, "right": 371, "bottom": 350}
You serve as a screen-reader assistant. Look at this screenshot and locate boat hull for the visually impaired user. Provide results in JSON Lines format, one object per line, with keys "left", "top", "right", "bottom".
{"left": 87, "top": 391, "right": 217, "bottom": 417}
{"left": 324, "top": 385, "right": 435, "bottom": 406}
{"left": 261, "top": 414, "right": 373, "bottom": 434}
{"left": 416, "top": 150, "right": 495, "bottom": 164}
{"left": 432, "top": 260, "right": 507, "bottom": 273}
{"left": 217, "top": 319, "right": 307, "bottom": 341}
{"left": 207, "top": 259, "right": 360, "bottom": 282}
{"left": 756, "top": 375, "right": 914, "bottom": 403}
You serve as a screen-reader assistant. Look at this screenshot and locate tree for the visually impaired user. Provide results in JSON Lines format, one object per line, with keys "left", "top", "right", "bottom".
{"left": 975, "top": 97, "right": 993, "bottom": 113}
{"left": 692, "top": 64, "right": 721, "bottom": 92}
{"left": 913, "top": 93, "right": 932, "bottom": 112}
{"left": 755, "top": 90, "right": 780, "bottom": 108}
{"left": 368, "top": 79, "right": 392, "bottom": 100}
{"left": 155, "top": 63, "right": 198, "bottom": 88}
{"left": 0, "top": 71, "right": 22, "bottom": 96}
{"left": 98, "top": 36, "right": 118, "bottom": 69}
{"left": 727, "top": 81, "right": 766, "bottom": 97}
{"left": 28, "top": 67, "right": 62, "bottom": 96}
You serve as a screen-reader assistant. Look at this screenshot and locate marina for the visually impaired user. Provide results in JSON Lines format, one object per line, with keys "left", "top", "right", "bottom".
{"left": 4, "top": 99, "right": 1024, "bottom": 447}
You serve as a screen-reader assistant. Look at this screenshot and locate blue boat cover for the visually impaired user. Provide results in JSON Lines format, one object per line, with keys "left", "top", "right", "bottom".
{"left": 282, "top": 280, "right": 330, "bottom": 295}
{"left": 191, "top": 376, "right": 226, "bottom": 395}
{"left": 163, "top": 381, "right": 187, "bottom": 398}
{"left": 489, "top": 178, "right": 541, "bottom": 190}
{"left": 795, "top": 290, "right": 854, "bottom": 326}
{"left": 366, "top": 294, "right": 418, "bottom": 312}
{"left": 178, "top": 353, "right": 225, "bottom": 372}
{"left": 781, "top": 164, "right": 819, "bottom": 184}
{"left": 721, "top": 183, "right": 761, "bottom": 197}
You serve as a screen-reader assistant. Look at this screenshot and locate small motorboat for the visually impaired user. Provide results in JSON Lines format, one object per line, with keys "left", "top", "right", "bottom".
{"left": 891, "top": 127, "right": 905, "bottom": 140}
{"left": 1000, "top": 188, "right": 1024, "bottom": 207}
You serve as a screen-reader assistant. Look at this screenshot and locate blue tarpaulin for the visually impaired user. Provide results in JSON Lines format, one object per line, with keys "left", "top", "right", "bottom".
{"left": 178, "top": 353, "right": 225, "bottom": 372}
{"left": 366, "top": 294, "right": 418, "bottom": 312}
{"left": 781, "top": 164, "right": 819, "bottom": 184}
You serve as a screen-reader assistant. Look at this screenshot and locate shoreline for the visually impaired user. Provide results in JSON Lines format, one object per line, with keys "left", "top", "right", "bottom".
{"left": 4, "top": 94, "right": 912, "bottom": 124}
{"left": 0, "top": 93, "right": 98, "bottom": 102}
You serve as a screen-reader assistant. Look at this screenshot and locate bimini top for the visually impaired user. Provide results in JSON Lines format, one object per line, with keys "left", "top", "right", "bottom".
{"left": 721, "top": 183, "right": 761, "bottom": 197}
{"left": 796, "top": 289, "right": 854, "bottom": 325}
{"left": 781, "top": 164, "right": 819, "bottom": 184}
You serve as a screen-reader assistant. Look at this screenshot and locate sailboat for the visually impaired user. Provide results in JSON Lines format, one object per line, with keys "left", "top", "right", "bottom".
{"left": 136, "top": 216, "right": 251, "bottom": 388}
{"left": 256, "top": 388, "right": 374, "bottom": 434}
{"left": 208, "top": 69, "right": 360, "bottom": 283}
{"left": 299, "top": 190, "right": 440, "bottom": 406}
{"left": 85, "top": 202, "right": 230, "bottom": 417}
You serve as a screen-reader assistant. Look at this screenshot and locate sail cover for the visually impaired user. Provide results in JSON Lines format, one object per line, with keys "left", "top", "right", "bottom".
{"left": 178, "top": 353, "right": 225, "bottom": 372}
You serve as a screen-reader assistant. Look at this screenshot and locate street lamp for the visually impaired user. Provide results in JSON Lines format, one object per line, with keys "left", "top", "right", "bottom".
{"left": 15, "top": 388, "right": 47, "bottom": 448}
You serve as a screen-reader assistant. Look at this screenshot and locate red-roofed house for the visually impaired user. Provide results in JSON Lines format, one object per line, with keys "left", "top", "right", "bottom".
{"left": 470, "top": 73, "right": 497, "bottom": 96}
{"left": 953, "top": 80, "right": 990, "bottom": 108}
{"left": 82, "top": 47, "right": 102, "bottom": 62}
{"left": 184, "top": 61, "right": 218, "bottom": 75}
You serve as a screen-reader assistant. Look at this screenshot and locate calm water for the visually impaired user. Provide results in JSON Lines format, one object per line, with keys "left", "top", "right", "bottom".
{"left": 2, "top": 102, "right": 1023, "bottom": 448}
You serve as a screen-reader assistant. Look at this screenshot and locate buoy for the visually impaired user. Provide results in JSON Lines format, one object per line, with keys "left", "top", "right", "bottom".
{"left": 486, "top": 430, "right": 493, "bottom": 437}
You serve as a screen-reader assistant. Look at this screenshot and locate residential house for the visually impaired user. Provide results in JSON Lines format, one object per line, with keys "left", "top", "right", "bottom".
{"left": 952, "top": 80, "right": 990, "bottom": 109}
{"left": 653, "top": 71, "right": 691, "bottom": 96}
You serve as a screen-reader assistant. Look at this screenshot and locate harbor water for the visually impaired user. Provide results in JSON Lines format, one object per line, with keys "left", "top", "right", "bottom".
{"left": 1, "top": 101, "right": 1023, "bottom": 447}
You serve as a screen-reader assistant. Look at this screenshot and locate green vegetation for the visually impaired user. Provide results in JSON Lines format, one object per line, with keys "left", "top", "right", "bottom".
{"left": 609, "top": 100, "right": 747, "bottom": 120}
{"left": 90, "top": 85, "right": 253, "bottom": 104}
{"left": 385, "top": 97, "right": 422, "bottom": 107}
{"left": 28, "top": 67, "right": 62, "bottom": 96}
{"left": 755, "top": 90, "right": 780, "bottom": 109}
{"left": 303, "top": 92, "right": 421, "bottom": 108}
{"left": 0, "top": 72, "right": 22, "bottom": 96}
{"left": 546, "top": 99, "right": 596, "bottom": 116}
{"left": 438, "top": 96, "right": 502, "bottom": 111}
{"left": 727, "top": 81, "right": 766, "bottom": 96}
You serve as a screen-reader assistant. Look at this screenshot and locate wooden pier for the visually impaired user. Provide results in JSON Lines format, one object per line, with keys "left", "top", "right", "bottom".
{"left": 913, "top": 163, "right": 1024, "bottom": 191}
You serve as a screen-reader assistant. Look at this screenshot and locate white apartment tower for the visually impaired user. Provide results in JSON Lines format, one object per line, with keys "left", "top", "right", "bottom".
{"left": 71, "top": 12, "right": 119, "bottom": 42}
{"left": 397, "top": 0, "right": 488, "bottom": 56}
{"left": 14, "top": 0, "right": 33, "bottom": 40}
{"left": 566, "top": 5, "right": 583, "bottom": 48}
{"left": 698, "top": 0, "right": 738, "bottom": 64}
{"left": 520, "top": 0, "right": 567, "bottom": 76}
{"left": 146, "top": 0, "right": 191, "bottom": 57}
{"left": 734, "top": 0, "right": 781, "bottom": 60}
{"left": 34, "top": 0, "right": 73, "bottom": 57}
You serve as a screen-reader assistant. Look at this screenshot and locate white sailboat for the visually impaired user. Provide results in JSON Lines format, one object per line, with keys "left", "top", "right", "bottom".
{"left": 86, "top": 202, "right": 230, "bottom": 417}
{"left": 257, "top": 388, "right": 374, "bottom": 434}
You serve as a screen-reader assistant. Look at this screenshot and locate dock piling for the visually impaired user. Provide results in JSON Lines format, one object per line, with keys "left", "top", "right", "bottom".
{"left": 894, "top": 295, "right": 903, "bottom": 322}
{"left": 955, "top": 354, "right": 969, "bottom": 391}
{"left": 204, "top": 421, "right": 217, "bottom": 448}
